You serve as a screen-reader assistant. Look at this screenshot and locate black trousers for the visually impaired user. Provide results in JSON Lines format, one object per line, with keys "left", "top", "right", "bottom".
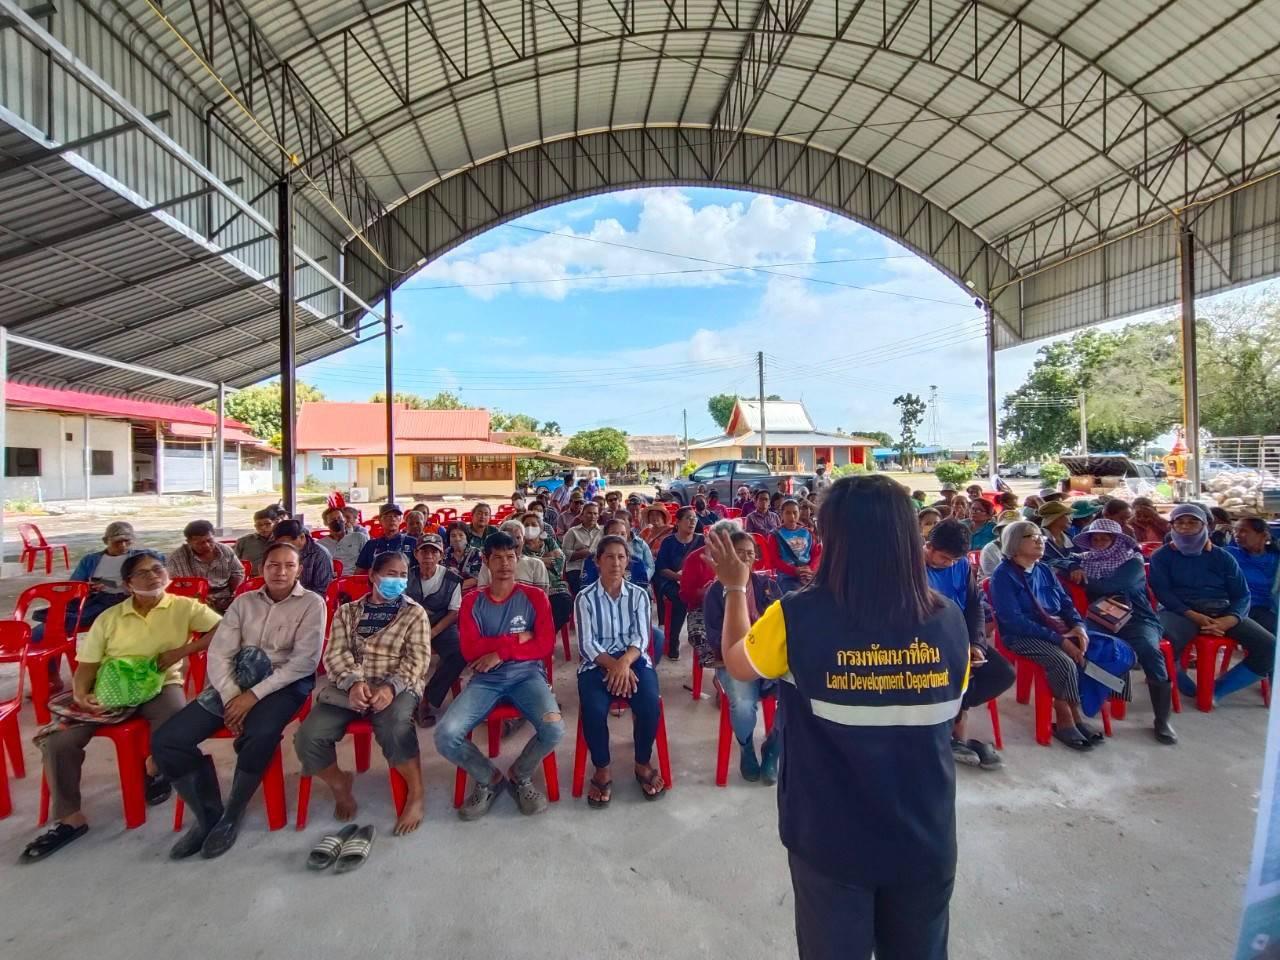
{"left": 789, "top": 852, "right": 954, "bottom": 960}
{"left": 152, "top": 677, "right": 313, "bottom": 780}
{"left": 424, "top": 632, "right": 466, "bottom": 709}
{"left": 550, "top": 591, "right": 574, "bottom": 632}
{"left": 960, "top": 646, "right": 1015, "bottom": 711}
{"left": 656, "top": 579, "right": 688, "bottom": 656}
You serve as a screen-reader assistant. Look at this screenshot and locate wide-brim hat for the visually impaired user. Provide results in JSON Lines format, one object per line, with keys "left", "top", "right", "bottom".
{"left": 1073, "top": 518, "right": 1138, "bottom": 552}
{"left": 1037, "top": 501, "right": 1072, "bottom": 523}
{"left": 1071, "top": 499, "right": 1102, "bottom": 520}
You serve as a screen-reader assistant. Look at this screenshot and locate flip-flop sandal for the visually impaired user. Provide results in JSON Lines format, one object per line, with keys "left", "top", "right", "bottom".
{"left": 635, "top": 767, "right": 666, "bottom": 801}
{"left": 586, "top": 777, "right": 613, "bottom": 809}
{"left": 1076, "top": 723, "right": 1105, "bottom": 744}
{"left": 333, "top": 825, "right": 376, "bottom": 874}
{"left": 307, "top": 824, "right": 358, "bottom": 871}
{"left": 1052, "top": 727, "right": 1093, "bottom": 751}
{"left": 20, "top": 823, "right": 88, "bottom": 864}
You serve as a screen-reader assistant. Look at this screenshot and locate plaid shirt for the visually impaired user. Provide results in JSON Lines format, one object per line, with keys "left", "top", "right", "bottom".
{"left": 167, "top": 542, "right": 244, "bottom": 608}
{"left": 325, "top": 595, "right": 431, "bottom": 697}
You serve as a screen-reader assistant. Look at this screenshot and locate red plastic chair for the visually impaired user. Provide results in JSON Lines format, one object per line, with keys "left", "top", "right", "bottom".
{"left": 452, "top": 655, "right": 560, "bottom": 808}
{"left": 713, "top": 677, "right": 776, "bottom": 786}
{"left": 174, "top": 734, "right": 291, "bottom": 832}
{"left": 1177, "top": 635, "right": 1271, "bottom": 712}
{"left": 438, "top": 508, "right": 458, "bottom": 522}
{"left": 10, "top": 582, "right": 90, "bottom": 725}
{"left": 572, "top": 695, "right": 674, "bottom": 796}
{"left": 18, "top": 523, "right": 69, "bottom": 574}
{"left": 234, "top": 577, "right": 265, "bottom": 597}
{"left": 240, "top": 559, "right": 253, "bottom": 578}
{"left": 167, "top": 577, "right": 210, "bottom": 603}
{"left": 295, "top": 725, "right": 408, "bottom": 830}
{"left": 1216, "top": 641, "right": 1272, "bottom": 707}
{"left": 332, "top": 559, "right": 344, "bottom": 578}
{"left": 1139, "top": 541, "right": 1163, "bottom": 557}
{"left": 0, "top": 624, "right": 30, "bottom": 818}
{"left": 967, "top": 549, "right": 983, "bottom": 569}
{"left": 560, "top": 620, "right": 573, "bottom": 661}
{"left": 723, "top": 507, "right": 742, "bottom": 519}
{"left": 38, "top": 717, "right": 153, "bottom": 828}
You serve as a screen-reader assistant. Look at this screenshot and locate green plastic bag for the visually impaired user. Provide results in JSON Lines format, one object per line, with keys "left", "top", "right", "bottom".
{"left": 94, "top": 656, "right": 164, "bottom": 708}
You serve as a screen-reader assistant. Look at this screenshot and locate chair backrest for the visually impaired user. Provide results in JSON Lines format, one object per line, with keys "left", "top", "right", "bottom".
{"left": 240, "top": 559, "right": 252, "bottom": 578}
{"left": 0, "top": 622, "right": 31, "bottom": 707}
{"left": 439, "top": 507, "right": 458, "bottom": 521}
{"left": 1064, "top": 579, "right": 1090, "bottom": 617}
{"left": 167, "top": 577, "right": 210, "bottom": 602}
{"left": 18, "top": 523, "right": 47, "bottom": 549}
{"left": 723, "top": 507, "right": 741, "bottom": 519}
{"left": 333, "top": 559, "right": 344, "bottom": 577}
{"left": 310, "top": 529, "right": 329, "bottom": 539}
{"left": 325, "top": 575, "right": 373, "bottom": 634}
{"left": 235, "top": 576, "right": 265, "bottom": 596}
{"left": 13, "top": 581, "right": 92, "bottom": 643}
{"left": 1139, "top": 541, "right": 1162, "bottom": 557}
{"left": 750, "top": 533, "right": 772, "bottom": 571}
{"left": 966, "top": 549, "right": 983, "bottom": 569}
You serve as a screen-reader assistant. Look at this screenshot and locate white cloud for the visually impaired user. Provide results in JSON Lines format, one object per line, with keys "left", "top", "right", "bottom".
{"left": 408, "top": 188, "right": 839, "bottom": 300}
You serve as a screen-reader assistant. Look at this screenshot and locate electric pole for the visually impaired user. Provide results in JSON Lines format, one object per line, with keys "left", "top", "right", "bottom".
{"left": 1078, "top": 391, "right": 1088, "bottom": 454}
{"left": 682, "top": 408, "right": 688, "bottom": 462}
{"left": 757, "top": 350, "right": 768, "bottom": 468}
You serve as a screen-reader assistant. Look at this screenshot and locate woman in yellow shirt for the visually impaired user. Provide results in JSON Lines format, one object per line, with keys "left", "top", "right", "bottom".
{"left": 21, "top": 550, "right": 221, "bottom": 864}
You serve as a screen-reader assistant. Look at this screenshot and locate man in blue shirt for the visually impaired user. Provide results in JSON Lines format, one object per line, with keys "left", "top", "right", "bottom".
{"left": 354, "top": 504, "right": 416, "bottom": 574}
{"left": 1150, "top": 503, "right": 1276, "bottom": 703}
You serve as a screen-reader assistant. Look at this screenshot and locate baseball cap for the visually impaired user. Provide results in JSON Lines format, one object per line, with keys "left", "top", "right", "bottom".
{"left": 415, "top": 532, "right": 444, "bottom": 552}
{"left": 379, "top": 502, "right": 403, "bottom": 515}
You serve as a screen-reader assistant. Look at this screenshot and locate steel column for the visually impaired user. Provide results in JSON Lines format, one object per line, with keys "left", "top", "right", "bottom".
{"left": 0, "top": 327, "right": 7, "bottom": 575}
{"left": 384, "top": 285, "right": 395, "bottom": 503}
{"left": 985, "top": 302, "right": 1000, "bottom": 491}
{"left": 82, "top": 414, "right": 90, "bottom": 503}
{"left": 155, "top": 421, "right": 165, "bottom": 497}
{"left": 214, "top": 382, "right": 226, "bottom": 533}
{"left": 1180, "top": 225, "right": 1201, "bottom": 495}
{"left": 279, "top": 180, "right": 297, "bottom": 516}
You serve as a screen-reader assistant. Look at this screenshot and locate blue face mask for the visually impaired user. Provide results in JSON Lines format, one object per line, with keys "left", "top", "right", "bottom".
{"left": 1171, "top": 528, "right": 1208, "bottom": 555}
{"left": 375, "top": 576, "right": 408, "bottom": 600}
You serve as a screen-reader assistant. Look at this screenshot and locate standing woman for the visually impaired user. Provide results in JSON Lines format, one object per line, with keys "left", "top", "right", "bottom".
{"left": 705, "top": 476, "right": 970, "bottom": 960}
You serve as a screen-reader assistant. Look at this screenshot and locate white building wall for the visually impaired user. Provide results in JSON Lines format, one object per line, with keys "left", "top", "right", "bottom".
{"left": 297, "top": 452, "right": 358, "bottom": 487}
{"left": 5, "top": 410, "right": 132, "bottom": 501}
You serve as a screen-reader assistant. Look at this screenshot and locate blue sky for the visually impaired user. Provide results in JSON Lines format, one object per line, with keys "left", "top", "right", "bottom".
{"left": 298, "top": 186, "right": 1128, "bottom": 445}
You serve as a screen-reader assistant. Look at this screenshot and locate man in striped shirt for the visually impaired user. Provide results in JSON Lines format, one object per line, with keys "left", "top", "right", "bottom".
{"left": 574, "top": 536, "right": 665, "bottom": 805}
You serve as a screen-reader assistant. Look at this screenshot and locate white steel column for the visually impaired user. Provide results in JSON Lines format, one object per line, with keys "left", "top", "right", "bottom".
{"left": 214, "top": 383, "right": 226, "bottom": 533}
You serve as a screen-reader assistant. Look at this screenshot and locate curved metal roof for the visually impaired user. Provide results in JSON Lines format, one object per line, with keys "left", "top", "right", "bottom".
{"left": 4, "top": 0, "right": 1280, "bottom": 397}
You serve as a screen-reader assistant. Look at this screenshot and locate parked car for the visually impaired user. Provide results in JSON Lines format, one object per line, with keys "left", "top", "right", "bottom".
{"left": 1023, "top": 462, "right": 1042, "bottom": 478}
{"left": 530, "top": 466, "right": 607, "bottom": 495}
{"left": 660, "top": 460, "right": 813, "bottom": 505}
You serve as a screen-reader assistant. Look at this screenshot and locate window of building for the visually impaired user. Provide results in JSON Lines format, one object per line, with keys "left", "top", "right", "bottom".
{"left": 321, "top": 456, "right": 335, "bottom": 471}
{"left": 765, "top": 447, "right": 798, "bottom": 471}
{"left": 414, "top": 455, "right": 461, "bottom": 482}
{"left": 5, "top": 447, "right": 40, "bottom": 477}
{"left": 465, "top": 455, "right": 511, "bottom": 481}
{"left": 375, "top": 467, "right": 387, "bottom": 487}
{"left": 91, "top": 450, "right": 114, "bottom": 476}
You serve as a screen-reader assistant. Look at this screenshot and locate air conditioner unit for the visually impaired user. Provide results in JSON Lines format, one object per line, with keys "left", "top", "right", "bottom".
{"left": 348, "top": 487, "right": 368, "bottom": 502}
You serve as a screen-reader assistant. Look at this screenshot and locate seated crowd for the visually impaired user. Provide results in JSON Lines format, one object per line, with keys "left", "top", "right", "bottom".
{"left": 14, "top": 477, "right": 1277, "bottom": 864}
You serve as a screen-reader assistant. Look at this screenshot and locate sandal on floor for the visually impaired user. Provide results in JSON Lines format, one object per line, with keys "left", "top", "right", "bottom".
{"left": 20, "top": 823, "right": 88, "bottom": 864}
{"left": 586, "top": 777, "right": 613, "bottom": 809}
{"left": 635, "top": 767, "right": 666, "bottom": 801}
{"left": 334, "top": 825, "right": 376, "bottom": 874}
{"left": 1052, "top": 727, "right": 1093, "bottom": 751}
{"left": 307, "top": 824, "right": 359, "bottom": 871}
{"left": 1075, "top": 722, "right": 1105, "bottom": 744}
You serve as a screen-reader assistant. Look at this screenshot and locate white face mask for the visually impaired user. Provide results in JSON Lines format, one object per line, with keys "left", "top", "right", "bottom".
{"left": 524, "top": 525, "right": 542, "bottom": 540}
{"left": 132, "top": 586, "right": 165, "bottom": 600}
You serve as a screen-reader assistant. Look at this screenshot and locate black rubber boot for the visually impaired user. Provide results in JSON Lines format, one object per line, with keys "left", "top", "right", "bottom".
{"left": 1149, "top": 681, "right": 1178, "bottom": 745}
{"left": 169, "top": 755, "right": 223, "bottom": 860}
{"left": 200, "top": 768, "right": 262, "bottom": 859}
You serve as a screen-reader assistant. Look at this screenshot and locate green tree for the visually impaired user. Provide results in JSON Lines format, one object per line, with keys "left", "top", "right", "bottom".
{"left": 847, "top": 429, "right": 894, "bottom": 447}
{"left": 562, "top": 427, "right": 630, "bottom": 472}
{"left": 935, "top": 462, "right": 974, "bottom": 486}
{"left": 370, "top": 390, "right": 470, "bottom": 410}
{"left": 489, "top": 411, "right": 541, "bottom": 433}
{"left": 506, "top": 433, "right": 559, "bottom": 484}
{"left": 211, "top": 381, "right": 325, "bottom": 448}
{"left": 540, "top": 421, "right": 562, "bottom": 436}
{"left": 1196, "top": 293, "right": 1280, "bottom": 435}
{"left": 893, "top": 393, "right": 927, "bottom": 466}
{"left": 707, "top": 394, "right": 738, "bottom": 430}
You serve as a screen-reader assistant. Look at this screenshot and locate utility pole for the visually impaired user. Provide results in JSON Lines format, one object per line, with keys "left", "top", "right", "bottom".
{"left": 682, "top": 408, "right": 688, "bottom": 462}
{"left": 984, "top": 302, "right": 999, "bottom": 491}
{"left": 1078, "top": 391, "right": 1088, "bottom": 455}
{"left": 757, "top": 350, "right": 768, "bottom": 468}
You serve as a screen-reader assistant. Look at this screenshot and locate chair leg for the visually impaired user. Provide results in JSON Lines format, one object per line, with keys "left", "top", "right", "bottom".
{"left": 543, "top": 751, "right": 560, "bottom": 803}
{"left": 263, "top": 750, "right": 288, "bottom": 831}
{"left": 762, "top": 695, "right": 777, "bottom": 735}
{"left": 1195, "top": 638, "right": 1217, "bottom": 713}
{"left": 453, "top": 767, "right": 467, "bottom": 809}
{"left": 27, "top": 657, "right": 52, "bottom": 726}
{"left": 44, "top": 548, "right": 52, "bottom": 576}
{"left": 1033, "top": 670, "right": 1052, "bottom": 747}
{"left": 1263, "top": 678, "right": 1273, "bottom": 708}
{"left": 59, "top": 546, "right": 70, "bottom": 572}
{"left": 655, "top": 700, "right": 673, "bottom": 789}
{"left": 295, "top": 776, "right": 312, "bottom": 831}
{"left": 174, "top": 797, "right": 186, "bottom": 831}
{"left": 1163, "top": 642, "right": 1181, "bottom": 714}
{"left": 353, "top": 729, "right": 372, "bottom": 773}
{"left": 1100, "top": 701, "right": 1113, "bottom": 738}
{"left": 2, "top": 715, "right": 25, "bottom": 779}
{"left": 715, "top": 694, "right": 732, "bottom": 787}
{"left": 571, "top": 712, "right": 587, "bottom": 799}
{"left": 560, "top": 624, "right": 572, "bottom": 661}
{"left": 1015, "top": 659, "right": 1032, "bottom": 705}
{"left": 0, "top": 759, "right": 10, "bottom": 819}
{"left": 691, "top": 660, "right": 703, "bottom": 701}
{"left": 486, "top": 715, "right": 503, "bottom": 758}
{"left": 987, "top": 698, "right": 1004, "bottom": 751}
{"left": 388, "top": 768, "right": 408, "bottom": 816}
{"left": 1110, "top": 696, "right": 1127, "bottom": 721}
{"left": 114, "top": 734, "right": 148, "bottom": 830}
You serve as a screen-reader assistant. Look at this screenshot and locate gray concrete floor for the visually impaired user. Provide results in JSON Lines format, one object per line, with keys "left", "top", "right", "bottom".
{"left": 0, "top": 655, "right": 1264, "bottom": 960}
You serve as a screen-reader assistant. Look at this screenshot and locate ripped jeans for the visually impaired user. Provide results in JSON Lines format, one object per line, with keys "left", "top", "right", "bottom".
{"left": 434, "top": 660, "right": 564, "bottom": 785}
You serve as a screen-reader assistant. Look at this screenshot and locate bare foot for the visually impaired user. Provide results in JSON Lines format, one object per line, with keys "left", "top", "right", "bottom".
{"left": 333, "top": 770, "right": 357, "bottom": 822}
{"left": 394, "top": 796, "right": 424, "bottom": 835}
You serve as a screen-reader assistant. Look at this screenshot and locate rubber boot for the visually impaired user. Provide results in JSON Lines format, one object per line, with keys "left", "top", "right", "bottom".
{"left": 1148, "top": 681, "right": 1177, "bottom": 745}
{"left": 1214, "top": 663, "right": 1264, "bottom": 703}
{"left": 200, "top": 767, "right": 262, "bottom": 859}
{"left": 738, "top": 739, "right": 760, "bottom": 782}
{"left": 169, "top": 755, "right": 223, "bottom": 860}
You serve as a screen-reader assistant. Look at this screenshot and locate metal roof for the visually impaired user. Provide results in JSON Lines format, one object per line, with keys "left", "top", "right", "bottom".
{"left": 3, "top": 0, "right": 1280, "bottom": 402}
{"left": 99, "top": 0, "right": 1280, "bottom": 348}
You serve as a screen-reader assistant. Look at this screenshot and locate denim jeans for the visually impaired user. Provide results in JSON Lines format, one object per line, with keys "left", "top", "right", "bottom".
{"left": 715, "top": 667, "right": 777, "bottom": 745}
{"left": 577, "top": 661, "right": 660, "bottom": 768}
{"left": 434, "top": 660, "right": 564, "bottom": 785}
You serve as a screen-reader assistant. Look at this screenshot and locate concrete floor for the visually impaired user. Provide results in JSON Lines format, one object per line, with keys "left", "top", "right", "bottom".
{"left": 0, "top": 654, "right": 1264, "bottom": 960}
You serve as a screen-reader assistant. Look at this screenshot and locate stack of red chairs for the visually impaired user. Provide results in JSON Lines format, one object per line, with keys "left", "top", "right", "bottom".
{"left": 0, "top": 624, "right": 30, "bottom": 818}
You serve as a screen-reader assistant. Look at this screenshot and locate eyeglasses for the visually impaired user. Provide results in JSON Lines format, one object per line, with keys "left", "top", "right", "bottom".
{"left": 1022, "top": 533, "right": 1046, "bottom": 542}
